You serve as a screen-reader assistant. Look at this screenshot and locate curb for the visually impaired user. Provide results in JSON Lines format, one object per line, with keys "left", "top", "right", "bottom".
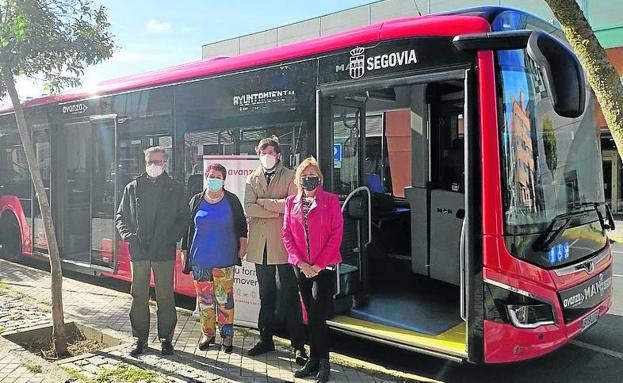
{"left": 268, "top": 331, "right": 438, "bottom": 383}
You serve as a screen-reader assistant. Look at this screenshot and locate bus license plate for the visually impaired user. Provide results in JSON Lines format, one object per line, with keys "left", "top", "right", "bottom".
{"left": 580, "top": 309, "right": 599, "bottom": 333}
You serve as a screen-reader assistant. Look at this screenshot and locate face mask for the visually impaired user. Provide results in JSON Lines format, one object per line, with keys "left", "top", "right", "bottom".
{"left": 301, "top": 176, "right": 321, "bottom": 191}
{"left": 207, "top": 178, "right": 224, "bottom": 192}
{"left": 146, "top": 164, "right": 164, "bottom": 178}
{"left": 260, "top": 154, "right": 277, "bottom": 170}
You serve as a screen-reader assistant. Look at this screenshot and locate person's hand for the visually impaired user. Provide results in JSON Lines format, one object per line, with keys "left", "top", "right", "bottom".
{"left": 299, "top": 262, "right": 319, "bottom": 278}
{"left": 238, "top": 248, "right": 246, "bottom": 261}
{"left": 298, "top": 262, "right": 314, "bottom": 278}
{"left": 311, "top": 264, "right": 322, "bottom": 274}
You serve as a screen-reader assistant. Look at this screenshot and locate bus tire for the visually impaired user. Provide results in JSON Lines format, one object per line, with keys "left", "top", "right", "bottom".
{"left": 0, "top": 213, "right": 21, "bottom": 260}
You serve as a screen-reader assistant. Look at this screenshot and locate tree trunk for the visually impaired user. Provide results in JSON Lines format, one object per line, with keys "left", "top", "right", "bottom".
{"left": 545, "top": 0, "right": 623, "bottom": 160}
{"left": 1, "top": 66, "right": 68, "bottom": 356}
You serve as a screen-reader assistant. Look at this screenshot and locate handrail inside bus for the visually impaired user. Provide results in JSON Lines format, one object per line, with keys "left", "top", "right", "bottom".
{"left": 336, "top": 186, "right": 372, "bottom": 297}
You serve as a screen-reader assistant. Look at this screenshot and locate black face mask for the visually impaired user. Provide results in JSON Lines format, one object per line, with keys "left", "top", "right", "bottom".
{"left": 301, "top": 176, "right": 321, "bottom": 191}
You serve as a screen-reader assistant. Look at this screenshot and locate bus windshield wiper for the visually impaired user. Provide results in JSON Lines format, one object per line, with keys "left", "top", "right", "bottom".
{"left": 569, "top": 202, "right": 616, "bottom": 232}
{"left": 532, "top": 203, "right": 605, "bottom": 252}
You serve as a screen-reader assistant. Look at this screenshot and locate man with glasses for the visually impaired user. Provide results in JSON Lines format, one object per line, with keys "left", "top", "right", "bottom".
{"left": 116, "top": 146, "right": 189, "bottom": 357}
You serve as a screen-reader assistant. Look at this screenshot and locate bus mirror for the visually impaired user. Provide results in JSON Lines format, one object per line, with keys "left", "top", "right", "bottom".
{"left": 453, "top": 30, "right": 586, "bottom": 118}
{"left": 526, "top": 31, "right": 586, "bottom": 118}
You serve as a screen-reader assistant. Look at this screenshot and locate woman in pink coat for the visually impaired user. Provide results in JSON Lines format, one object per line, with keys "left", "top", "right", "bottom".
{"left": 282, "top": 156, "right": 343, "bottom": 383}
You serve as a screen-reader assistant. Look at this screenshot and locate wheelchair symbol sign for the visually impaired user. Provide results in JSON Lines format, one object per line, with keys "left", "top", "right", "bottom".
{"left": 333, "top": 144, "right": 342, "bottom": 161}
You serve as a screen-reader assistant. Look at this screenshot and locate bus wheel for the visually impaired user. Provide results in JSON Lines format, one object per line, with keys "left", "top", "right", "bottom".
{"left": 0, "top": 213, "right": 21, "bottom": 260}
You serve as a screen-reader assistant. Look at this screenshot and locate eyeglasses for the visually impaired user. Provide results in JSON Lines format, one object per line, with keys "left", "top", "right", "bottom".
{"left": 147, "top": 160, "right": 166, "bottom": 166}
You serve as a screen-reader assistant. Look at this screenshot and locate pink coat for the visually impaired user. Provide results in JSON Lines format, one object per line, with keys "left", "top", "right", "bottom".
{"left": 282, "top": 187, "right": 343, "bottom": 269}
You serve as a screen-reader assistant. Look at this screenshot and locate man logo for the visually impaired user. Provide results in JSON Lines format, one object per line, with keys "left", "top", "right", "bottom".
{"left": 583, "top": 261, "right": 595, "bottom": 274}
{"left": 349, "top": 47, "right": 366, "bottom": 79}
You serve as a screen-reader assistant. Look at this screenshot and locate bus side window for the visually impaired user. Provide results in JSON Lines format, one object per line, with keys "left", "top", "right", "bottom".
{"left": 430, "top": 83, "right": 464, "bottom": 194}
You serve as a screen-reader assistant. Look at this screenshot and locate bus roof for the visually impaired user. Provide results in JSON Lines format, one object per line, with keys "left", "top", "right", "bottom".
{"left": 1, "top": 6, "right": 539, "bottom": 114}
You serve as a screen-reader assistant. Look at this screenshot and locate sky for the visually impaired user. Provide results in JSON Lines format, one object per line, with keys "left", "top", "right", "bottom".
{"left": 9, "top": 0, "right": 374, "bottom": 103}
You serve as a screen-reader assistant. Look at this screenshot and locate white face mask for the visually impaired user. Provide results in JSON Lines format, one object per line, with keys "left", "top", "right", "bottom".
{"left": 260, "top": 154, "right": 277, "bottom": 170}
{"left": 146, "top": 164, "right": 164, "bottom": 178}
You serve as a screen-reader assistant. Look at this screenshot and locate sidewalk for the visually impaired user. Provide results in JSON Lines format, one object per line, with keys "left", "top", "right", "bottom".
{"left": 0, "top": 259, "right": 410, "bottom": 383}
{"left": 609, "top": 219, "right": 623, "bottom": 242}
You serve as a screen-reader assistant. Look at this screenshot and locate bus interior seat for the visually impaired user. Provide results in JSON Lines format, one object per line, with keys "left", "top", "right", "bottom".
{"left": 366, "top": 174, "right": 384, "bottom": 193}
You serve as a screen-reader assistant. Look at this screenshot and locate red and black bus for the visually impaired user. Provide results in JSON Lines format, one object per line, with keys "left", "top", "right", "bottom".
{"left": 0, "top": 7, "right": 613, "bottom": 363}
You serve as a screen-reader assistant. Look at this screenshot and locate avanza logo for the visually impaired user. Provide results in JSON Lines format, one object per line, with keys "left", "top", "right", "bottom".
{"left": 563, "top": 273, "right": 612, "bottom": 308}
{"left": 336, "top": 47, "right": 419, "bottom": 79}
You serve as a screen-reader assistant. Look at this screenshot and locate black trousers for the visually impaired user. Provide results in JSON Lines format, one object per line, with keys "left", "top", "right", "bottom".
{"left": 295, "top": 268, "right": 334, "bottom": 359}
{"left": 255, "top": 261, "right": 306, "bottom": 349}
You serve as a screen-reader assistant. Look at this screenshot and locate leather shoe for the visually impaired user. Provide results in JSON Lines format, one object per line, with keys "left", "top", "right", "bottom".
{"left": 294, "top": 358, "right": 319, "bottom": 378}
{"left": 198, "top": 336, "right": 215, "bottom": 351}
{"left": 294, "top": 348, "right": 308, "bottom": 366}
{"left": 247, "top": 340, "right": 275, "bottom": 356}
{"left": 129, "top": 341, "right": 145, "bottom": 357}
{"left": 161, "top": 341, "right": 174, "bottom": 355}
{"left": 316, "top": 358, "right": 330, "bottom": 383}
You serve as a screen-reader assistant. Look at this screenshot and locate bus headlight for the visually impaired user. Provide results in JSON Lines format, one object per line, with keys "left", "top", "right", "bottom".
{"left": 506, "top": 303, "right": 555, "bottom": 328}
{"left": 485, "top": 281, "right": 557, "bottom": 329}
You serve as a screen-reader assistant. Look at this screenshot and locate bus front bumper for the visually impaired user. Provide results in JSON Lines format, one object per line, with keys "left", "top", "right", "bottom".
{"left": 483, "top": 291, "right": 612, "bottom": 363}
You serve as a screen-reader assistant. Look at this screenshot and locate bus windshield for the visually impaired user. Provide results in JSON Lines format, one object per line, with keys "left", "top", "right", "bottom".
{"left": 497, "top": 48, "right": 604, "bottom": 235}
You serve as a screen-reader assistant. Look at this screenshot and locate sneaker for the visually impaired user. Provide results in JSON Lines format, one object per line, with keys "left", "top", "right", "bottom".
{"left": 161, "top": 341, "right": 174, "bottom": 356}
{"left": 294, "top": 348, "right": 308, "bottom": 366}
{"left": 247, "top": 340, "right": 275, "bottom": 356}
{"left": 129, "top": 341, "right": 145, "bottom": 357}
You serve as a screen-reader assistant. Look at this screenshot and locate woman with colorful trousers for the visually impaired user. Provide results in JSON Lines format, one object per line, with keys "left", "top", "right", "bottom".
{"left": 282, "top": 157, "right": 343, "bottom": 383}
{"left": 182, "top": 163, "right": 248, "bottom": 353}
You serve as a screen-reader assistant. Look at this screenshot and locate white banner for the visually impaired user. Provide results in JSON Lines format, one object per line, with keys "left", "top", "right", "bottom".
{"left": 203, "top": 155, "right": 261, "bottom": 328}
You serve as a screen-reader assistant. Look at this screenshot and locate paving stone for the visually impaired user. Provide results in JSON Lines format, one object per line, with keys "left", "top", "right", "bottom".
{"left": 0, "top": 259, "right": 396, "bottom": 383}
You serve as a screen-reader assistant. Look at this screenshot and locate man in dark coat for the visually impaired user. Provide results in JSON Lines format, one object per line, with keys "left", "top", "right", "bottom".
{"left": 115, "top": 146, "right": 189, "bottom": 357}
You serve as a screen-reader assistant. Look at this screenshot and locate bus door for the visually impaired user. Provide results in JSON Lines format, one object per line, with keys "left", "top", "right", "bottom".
{"left": 89, "top": 115, "right": 118, "bottom": 270}
{"left": 428, "top": 83, "right": 465, "bottom": 286}
{"left": 57, "top": 119, "right": 92, "bottom": 264}
{"left": 319, "top": 95, "right": 370, "bottom": 312}
{"left": 57, "top": 115, "right": 118, "bottom": 270}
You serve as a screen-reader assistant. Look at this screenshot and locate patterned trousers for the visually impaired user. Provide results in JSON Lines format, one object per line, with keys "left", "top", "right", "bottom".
{"left": 193, "top": 266, "right": 235, "bottom": 339}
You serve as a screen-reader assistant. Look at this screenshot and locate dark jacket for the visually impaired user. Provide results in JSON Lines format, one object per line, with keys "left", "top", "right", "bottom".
{"left": 115, "top": 172, "right": 189, "bottom": 261}
{"left": 182, "top": 189, "right": 248, "bottom": 254}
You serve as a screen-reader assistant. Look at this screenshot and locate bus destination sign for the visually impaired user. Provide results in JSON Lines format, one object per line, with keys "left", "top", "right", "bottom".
{"left": 319, "top": 37, "right": 471, "bottom": 83}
